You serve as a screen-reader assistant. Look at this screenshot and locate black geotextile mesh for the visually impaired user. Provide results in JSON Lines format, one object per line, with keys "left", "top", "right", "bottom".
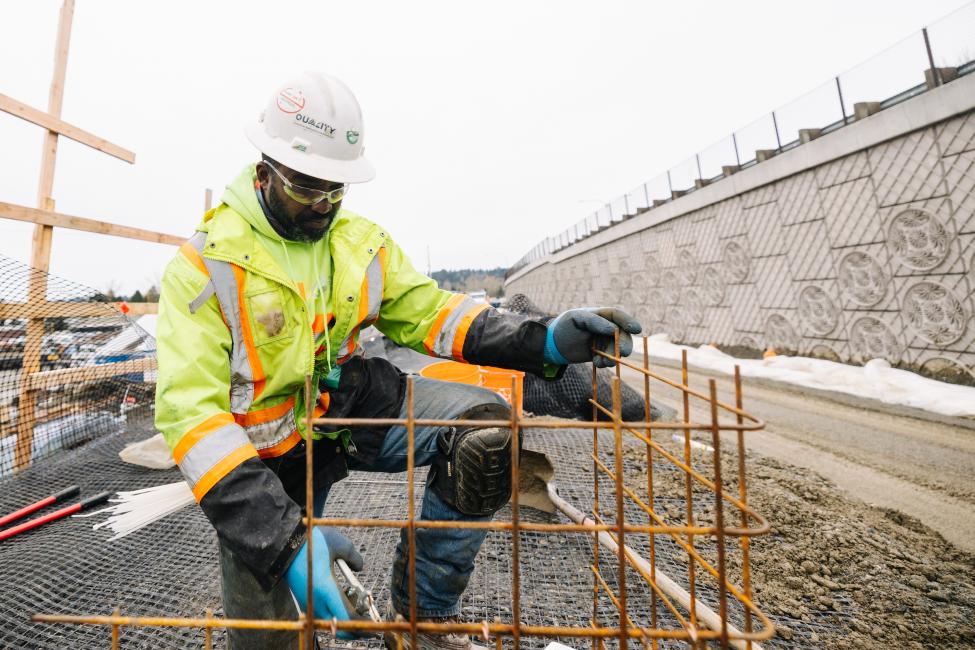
{"left": 1, "top": 426, "right": 849, "bottom": 649}
{"left": 0, "top": 254, "right": 155, "bottom": 479}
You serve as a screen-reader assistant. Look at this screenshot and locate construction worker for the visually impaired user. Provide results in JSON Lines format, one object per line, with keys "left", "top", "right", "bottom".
{"left": 154, "top": 71, "right": 641, "bottom": 650}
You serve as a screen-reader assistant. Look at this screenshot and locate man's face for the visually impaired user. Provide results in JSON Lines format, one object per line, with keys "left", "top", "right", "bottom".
{"left": 256, "top": 161, "right": 344, "bottom": 243}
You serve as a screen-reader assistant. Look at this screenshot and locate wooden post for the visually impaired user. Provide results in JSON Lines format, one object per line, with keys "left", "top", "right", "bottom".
{"left": 15, "top": 0, "right": 75, "bottom": 470}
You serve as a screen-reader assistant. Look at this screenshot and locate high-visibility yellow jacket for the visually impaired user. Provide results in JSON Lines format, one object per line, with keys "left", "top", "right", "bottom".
{"left": 154, "top": 165, "right": 549, "bottom": 587}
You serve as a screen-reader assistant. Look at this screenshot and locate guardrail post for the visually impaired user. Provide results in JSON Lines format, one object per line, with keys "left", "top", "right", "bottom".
{"left": 835, "top": 76, "right": 848, "bottom": 125}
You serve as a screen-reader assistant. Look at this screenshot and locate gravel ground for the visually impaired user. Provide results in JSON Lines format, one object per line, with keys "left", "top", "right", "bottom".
{"left": 622, "top": 435, "right": 975, "bottom": 649}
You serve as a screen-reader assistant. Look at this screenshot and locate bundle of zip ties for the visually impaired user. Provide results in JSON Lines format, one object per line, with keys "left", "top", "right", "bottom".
{"left": 75, "top": 481, "right": 193, "bottom": 541}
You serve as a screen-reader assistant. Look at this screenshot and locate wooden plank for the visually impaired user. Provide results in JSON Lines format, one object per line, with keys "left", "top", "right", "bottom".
{"left": 0, "top": 201, "right": 183, "bottom": 245}
{"left": 16, "top": 0, "right": 75, "bottom": 470}
{"left": 0, "top": 93, "right": 135, "bottom": 164}
{"left": 27, "top": 357, "right": 157, "bottom": 391}
{"left": 122, "top": 302, "right": 158, "bottom": 315}
{"left": 0, "top": 301, "right": 157, "bottom": 319}
{"left": 205, "top": 188, "right": 213, "bottom": 211}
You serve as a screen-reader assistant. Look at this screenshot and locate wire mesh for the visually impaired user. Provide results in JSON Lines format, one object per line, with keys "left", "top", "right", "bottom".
{"left": 0, "top": 254, "right": 155, "bottom": 479}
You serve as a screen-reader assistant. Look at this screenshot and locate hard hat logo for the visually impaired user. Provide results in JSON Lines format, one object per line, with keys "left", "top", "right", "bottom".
{"left": 246, "top": 72, "right": 376, "bottom": 183}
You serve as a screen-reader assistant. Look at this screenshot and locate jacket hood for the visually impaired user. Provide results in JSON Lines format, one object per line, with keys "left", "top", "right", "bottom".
{"left": 222, "top": 164, "right": 281, "bottom": 241}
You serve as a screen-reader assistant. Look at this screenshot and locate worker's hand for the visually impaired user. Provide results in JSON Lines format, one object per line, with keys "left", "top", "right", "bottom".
{"left": 285, "top": 527, "right": 366, "bottom": 639}
{"left": 544, "top": 307, "right": 642, "bottom": 368}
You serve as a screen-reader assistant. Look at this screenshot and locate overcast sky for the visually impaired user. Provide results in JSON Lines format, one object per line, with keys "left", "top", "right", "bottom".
{"left": 0, "top": 0, "right": 970, "bottom": 295}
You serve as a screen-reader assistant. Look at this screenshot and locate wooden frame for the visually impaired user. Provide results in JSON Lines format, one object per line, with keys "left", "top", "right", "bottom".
{"left": 1, "top": 1, "right": 181, "bottom": 469}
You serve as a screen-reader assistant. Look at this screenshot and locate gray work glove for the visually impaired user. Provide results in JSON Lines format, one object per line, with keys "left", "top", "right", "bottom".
{"left": 543, "top": 307, "right": 642, "bottom": 368}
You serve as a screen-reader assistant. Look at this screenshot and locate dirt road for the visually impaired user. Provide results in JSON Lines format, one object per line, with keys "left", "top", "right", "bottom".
{"left": 620, "top": 356, "right": 975, "bottom": 554}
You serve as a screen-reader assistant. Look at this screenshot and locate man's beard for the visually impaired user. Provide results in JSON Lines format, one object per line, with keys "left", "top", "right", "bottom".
{"left": 265, "top": 188, "right": 333, "bottom": 243}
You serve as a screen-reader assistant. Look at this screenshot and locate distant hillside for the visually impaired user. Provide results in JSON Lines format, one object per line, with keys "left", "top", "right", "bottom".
{"left": 430, "top": 267, "right": 506, "bottom": 296}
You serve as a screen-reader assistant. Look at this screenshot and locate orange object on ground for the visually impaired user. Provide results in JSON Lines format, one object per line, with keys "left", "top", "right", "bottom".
{"left": 419, "top": 361, "right": 523, "bottom": 414}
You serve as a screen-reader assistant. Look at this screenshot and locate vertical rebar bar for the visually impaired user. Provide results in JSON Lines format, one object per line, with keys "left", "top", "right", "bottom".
{"left": 304, "top": 375, "right": 315, "bottom": 649}
{"left": 709, "top": 379, "right": 729, "bottom": 649}
{"left": 406, "top": 378, "right": 418, "bottom": 650}
{"left": 612, "top": 376, "right": 628, "bottom": 650}
{"left": 510, "top": 374, "right": 523, "bottom": 650}
{"left": 681, "top": 350, "right": 698, "bottom": 639}
{"left": 591, "top": 360, "right": 601, "bottom": 650}
{"left": 111, "top": 606, "right": 120, "bottom": 650}
{"left": 204, "top": 607, "right": 213, "bottom": 650}
{"left": 735, "top": 367, "right": 753, "bottom": 649}
{"left": 642, "top": 337, "right": 659, "bottom": 650}
{"left": 922, "top": 28, "right": 942, "bottom": 86}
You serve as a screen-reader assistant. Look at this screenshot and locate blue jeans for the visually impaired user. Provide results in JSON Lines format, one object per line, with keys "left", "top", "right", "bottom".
{"left": 326, "top": 377, "right": 508, "bottom": 618}
{"left": 220, "top": 377, "right": 508, "bottom": 649}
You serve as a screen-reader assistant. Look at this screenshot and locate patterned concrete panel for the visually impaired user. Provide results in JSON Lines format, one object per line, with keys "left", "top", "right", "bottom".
{"left": 754, "top": 256, "right": 795, "bottom": 309}
{"left": 507, "top": 106, "right": 975, "bottom": 380}
{"left": 745, "top": 201, "right": 789, "bottom": 256}
{"left": 784, "top": 220, "right": 835, "bottom": 280}
{"left": 815, "top": 151, "right": 871, "bottom": 188}
{"left": 943, "top": 149, "right": 975, "bottom": 234}
{"left": 778, "top": 171, "right": 826, "bottom": 225}
{"left": 762, "top": 309, "right": 802, "bottom": 353}
{"left": 845, "top": 310, "right": 906, "bottom": 364}
{"left": 868, "top": 128, "right": 948, "bottom": 207}
{"left": 881, "top": 197, "right": 964, "bottom": 276}
{"left": 894, "top": 273, "right": 974, "bottom": 353}
{"left": 716, "top": 196, "right": 747, "bottom": 238}
{"left": 727, "top": 284, "right": 763, "bottom": 331}
{"left": 936, "top": 112, "right": 975, "bottom": 157}
{"left": 794, "top": 279, "right": 845, "bottom": 338}
{"left": 820, "top": 177, "right": 885, "bottom": 247}
{"left": 740, "top": 183, "right": 777, "bottom": 209}
{"left": 834, "top": 242, "right": 898, "bottom": 311}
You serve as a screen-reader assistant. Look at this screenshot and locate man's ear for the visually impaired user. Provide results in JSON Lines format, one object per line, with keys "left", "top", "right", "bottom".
{"left": 255, "top": 161, "right": 270, "bottom": 189}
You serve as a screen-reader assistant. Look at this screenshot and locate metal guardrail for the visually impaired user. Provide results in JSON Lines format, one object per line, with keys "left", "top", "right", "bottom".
{"left": 507, "top": 2, "right": 975, "bottom": 279}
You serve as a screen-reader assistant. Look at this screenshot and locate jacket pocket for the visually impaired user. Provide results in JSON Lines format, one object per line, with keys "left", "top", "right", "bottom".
{"left": 247, "top": 287, "right": 294, "bottom": 346}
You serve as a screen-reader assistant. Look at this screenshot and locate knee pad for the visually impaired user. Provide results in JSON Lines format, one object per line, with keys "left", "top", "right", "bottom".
{"left": 430, "top": 402, "right": 517, "bottom": 516}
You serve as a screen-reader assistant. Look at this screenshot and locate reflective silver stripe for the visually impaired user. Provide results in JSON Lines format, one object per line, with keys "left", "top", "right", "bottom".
{"left": 186, "top": 233, "right": 255, "bottom": 414}
{"left": 364, "top": 251, "right": 384, "bottom": 322}
{"left": 189, "top": 282, "right": 215, "bottom": 314}
{"left": 431, "top": 297, "right": 482, "bottom": 358}
{"left": 244, "top": 410, "right": 297, "bottom": 451}
{"left": 177, "top": 422, "right": 250, "bottom": 488}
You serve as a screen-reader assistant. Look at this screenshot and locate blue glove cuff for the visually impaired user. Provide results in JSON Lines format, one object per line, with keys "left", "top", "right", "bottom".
{"left": 543, "top": 315, "right": 570, "bottom": 365}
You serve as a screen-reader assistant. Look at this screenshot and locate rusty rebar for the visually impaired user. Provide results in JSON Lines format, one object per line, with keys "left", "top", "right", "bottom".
{"left": 30, "top": 336, "right": 774, "bottom": 648}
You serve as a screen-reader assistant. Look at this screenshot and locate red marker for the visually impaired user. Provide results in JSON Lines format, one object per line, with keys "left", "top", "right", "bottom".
{"left": 0, "top": 485, "right": 80, "bottom": 528}
{"left": 0, "top": 492, "right": 111, "bottom": 542}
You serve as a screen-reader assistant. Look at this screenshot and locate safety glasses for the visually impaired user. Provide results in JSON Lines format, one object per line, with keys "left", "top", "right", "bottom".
{"left": 264, "top": 161, "right": 348, "bottom": 206}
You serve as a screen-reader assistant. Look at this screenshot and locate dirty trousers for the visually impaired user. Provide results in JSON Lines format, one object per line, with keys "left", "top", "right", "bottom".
{"left": 220, "top": 377, "right": 508, "bottom": 649}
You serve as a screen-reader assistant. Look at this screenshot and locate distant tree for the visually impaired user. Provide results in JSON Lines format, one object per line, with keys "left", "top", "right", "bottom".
{"left": 129, "top": 289, "right": 145, "bottom": 303}
{"left": 144, "top": 284, "right": 160, "bottom": 302}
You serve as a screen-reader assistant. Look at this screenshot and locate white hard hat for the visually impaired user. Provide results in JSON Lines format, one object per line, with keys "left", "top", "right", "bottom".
{"left": 245, "top": 71, "right": 375, "bottom": 183}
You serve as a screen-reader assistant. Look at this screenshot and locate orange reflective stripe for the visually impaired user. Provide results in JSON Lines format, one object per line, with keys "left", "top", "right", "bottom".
{"left": 179, "top": 241, "right": 209, "bottom": 276}
{"left": 232, "top": 264, "right": 266, "bottom": 400}
{"left": 297, "top": 281, "right": 306, "bottom": 300}
{"left": 233, "top": 396, "right": 295, "bottom": 427}
{"left": 173, "top": 413, "right": 235, "bottom": 464}
{"left": 191, "top": 444, "right": 259, "bottom": 501}
{"left": 312, "top": 313, "right": 325, "bottom": 335}
{"left": 257, "top": 430, "right": 301, "bottom": 459}
{"left": 319, "top": 392, "right": 331, "bottom": 411}
{"left": 423, "top": 294, "right": 465, "bottom": 355}
{"left": 451, "top": 303, "right": 490, "bottom": 361}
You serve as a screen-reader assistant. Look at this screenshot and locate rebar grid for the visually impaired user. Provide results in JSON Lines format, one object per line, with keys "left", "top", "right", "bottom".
{"left": 32, "top": 335, "right": 775, "bottom": 649}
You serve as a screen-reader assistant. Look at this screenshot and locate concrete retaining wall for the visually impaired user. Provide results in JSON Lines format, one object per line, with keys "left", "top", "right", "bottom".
{"left": 506, "top": 74, "right": 975, "bottom": 381}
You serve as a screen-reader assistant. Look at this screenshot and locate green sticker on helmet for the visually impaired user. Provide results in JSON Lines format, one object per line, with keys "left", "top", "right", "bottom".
{"left": 346, "top": 130, "right": 359, "bottom": 145}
